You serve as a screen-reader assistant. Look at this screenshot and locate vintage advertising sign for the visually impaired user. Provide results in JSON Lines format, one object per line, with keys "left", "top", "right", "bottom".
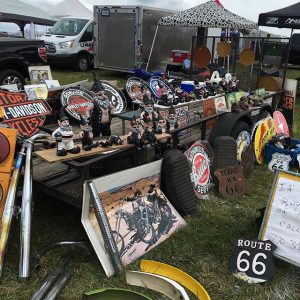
{"left": 0, "top": 90, "right": 51, "bottom": 137}
{"left": 236, "top": 131, "right": 251, "bottom": 163}
{"left": 226, "top": 93, "right": 237, "bottom": 109}
{"left": 229, "top": 238, "right": 276, "bottom": 283}
{"left": 203, "top": 97, "right": 217, "bottom": 128}
{"left": 101, "top": 82, "right": 126, "bottom": 115}
{"left": 60, "top": 87, "right": 94, "bottom": 121}
{"left": 125, "top": 77, "right": 151, "bottom": 105}
{"left": 214, "top": 95, "right": 227, "bottom": 113}
{"left": 184, "top": 141, "right": 213, "bottom": 197}
{"left": 148, "top": 77, "right": 174, "bottom": 100}
{"left": 214, "top": 165, "right": 248, "bottom": 198}
{"left": 268, "top": 153, "right": 292, "bottom": 172}
{"left": 254, "top": 117, "right": 276, "bottom": 164}
{"left": 273, "top": 110, "right": 290, "bottom": 138}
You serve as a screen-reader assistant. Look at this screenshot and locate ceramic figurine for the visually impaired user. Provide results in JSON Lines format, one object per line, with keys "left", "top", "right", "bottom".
{"left": 140, "top": 95, "right": 159, "bottom": 125}
{"left": 166, "top": 105, "right": 179, "bottom": 133}
{"left": 99, "top": 135, "right": 124, "bottom": 147}
{"left": 86, "top": 73, "right": 114, "bottom": 137}
{"left": 52, "top": 115, "right": 80, "bottom": 156}
{"left": 79, "top": 115, "right": 97, "bottom": 151}
{"left": 127, "top": 118, "right": 144, "bottom": 148}
{"left": 155, "top": 116, "right": 167, "bottom": 134}
{"left": 231, "top": 74, "right": 239, "bottom": 91}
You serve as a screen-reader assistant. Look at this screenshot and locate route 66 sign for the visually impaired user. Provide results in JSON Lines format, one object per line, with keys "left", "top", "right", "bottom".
{"left": 214, "top": 165, "right": 248, "bottom": 198}
{"left": 268, "top": 153, "right": 292, "bottom": 172}
{"left": 229, "top": 238, "right": 276, "bottom": 283}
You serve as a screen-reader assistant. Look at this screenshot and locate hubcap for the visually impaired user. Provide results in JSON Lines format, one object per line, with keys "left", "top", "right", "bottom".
{"left": 3, "top": 76, "right": 22, "bottom": 90}
{"left": 79, "top": 57, "right": 88, "bottom": 71}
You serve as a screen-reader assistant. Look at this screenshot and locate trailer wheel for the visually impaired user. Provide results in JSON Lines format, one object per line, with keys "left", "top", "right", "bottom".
{"left": 258, "top": 110, "right": 270, "bottom": 121}
{"left": 74, "top": 54, "right": 90, "bottom": 71}
{"left": 0, "top": 69, "right": 25, "bottom": 90}
{"left": 230, "top": 121, "right": 250, "bottom": 139}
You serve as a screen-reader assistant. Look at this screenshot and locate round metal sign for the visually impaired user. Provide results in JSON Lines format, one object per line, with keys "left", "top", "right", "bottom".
{"left": 148, "top": 76, "right": 174, "bottom": 100}
{"left": 125, "top": 77, "right": 152, "bottom": 105}
{"left": 101, "top": 82, "right": 126, "bottom": 115}
{"left": 184, "top": 141, "right": 213, "bottom": 197}
{"left": 60, "top": 87, "right": 94, "bottom": 121}
{"left": 236, "top": 131, "right": 251, "bottom": 163}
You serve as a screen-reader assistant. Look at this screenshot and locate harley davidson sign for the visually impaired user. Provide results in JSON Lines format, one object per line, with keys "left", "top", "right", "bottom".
{"left": 0, "top": 90, "right": 51, "bottom": 137}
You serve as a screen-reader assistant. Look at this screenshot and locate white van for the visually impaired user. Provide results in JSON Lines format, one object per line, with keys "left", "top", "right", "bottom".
{"left": 41, "top": 17, "right": 94, "bottom": 71}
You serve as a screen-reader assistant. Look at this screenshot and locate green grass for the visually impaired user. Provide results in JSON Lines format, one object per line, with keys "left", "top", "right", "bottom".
{"left": 1, "top": 67, "right": 300, "bottom": 300}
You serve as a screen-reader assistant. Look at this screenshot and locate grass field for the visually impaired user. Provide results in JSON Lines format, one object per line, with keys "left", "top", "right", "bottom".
{"left": 0, "top": 68, "right": 300, "bottom": 299}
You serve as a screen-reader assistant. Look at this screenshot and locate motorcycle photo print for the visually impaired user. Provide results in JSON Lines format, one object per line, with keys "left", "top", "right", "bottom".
{"left": 82, "top": 160, "right": 186, "bottom": 273}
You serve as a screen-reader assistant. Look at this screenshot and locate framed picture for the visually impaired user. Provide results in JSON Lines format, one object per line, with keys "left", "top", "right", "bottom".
{"left": 28, "top": 65, "right": 53, "bottom": 84}
{"left": 24, "top": 84, "right": 48, "bottom": 100}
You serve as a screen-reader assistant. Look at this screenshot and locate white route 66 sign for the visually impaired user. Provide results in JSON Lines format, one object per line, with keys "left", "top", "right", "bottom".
{"left": 268, "top": 153, "right": 292, "bottom": 172}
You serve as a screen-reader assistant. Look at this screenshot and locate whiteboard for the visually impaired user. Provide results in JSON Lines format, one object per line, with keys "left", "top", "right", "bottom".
{"left": 259, "top": 171, "right": 300, "bottom": 267}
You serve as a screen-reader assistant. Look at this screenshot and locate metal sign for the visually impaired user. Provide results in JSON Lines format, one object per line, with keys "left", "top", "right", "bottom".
{"left": 229, "top": 238, "right": 276, "bottom": 283}
{"left": 214, "top": 165, "right": 248, "bottom": 198}
{"left": 125, "top": 77, "right": 151, "bottom": 105}
{"left": 148, "top": 76, "right": 174, "bottom": 100}
{"left": 101, "top": 82, "right": 126, "bottom": 115}
{"left": 0, "top": 90, "right": 51, "bottom": 137}
{"left": 60, "top": 87, "right": 94, "bottom": 121}
{"left": 236, "top": 131, "right": 251, "bottom": 163}
{"left": 185, "top": 141, "right": 213, "bottom": 197}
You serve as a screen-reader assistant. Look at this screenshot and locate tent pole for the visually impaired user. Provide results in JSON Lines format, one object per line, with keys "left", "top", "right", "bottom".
{"left": 146, "top": 23, "right": 159, "bottom": 71}
{"left": 249, "top": 28, "right": 259, "bottom": 92}
{"left": 282, "top": 28, "right": 293, "bottom": 89}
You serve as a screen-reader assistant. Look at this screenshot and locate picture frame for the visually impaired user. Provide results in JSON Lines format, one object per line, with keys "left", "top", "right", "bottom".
{"left": 28, "top": 65, "right": 53, "bottom": 84}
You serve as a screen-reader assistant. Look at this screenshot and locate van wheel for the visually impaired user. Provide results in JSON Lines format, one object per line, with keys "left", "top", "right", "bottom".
{"left": 74, "top": 54, "right": 89, "bottom": 71}
{"left": 230, "top": 121, "right": 250, "bottom": 139}
{"left": 0, "top": 69, "right": 25, "bottom": 90}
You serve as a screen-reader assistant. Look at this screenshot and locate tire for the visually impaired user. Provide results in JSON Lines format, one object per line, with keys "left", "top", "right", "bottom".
{"left": 230, "top": 121, "right": 250, "bottom": 140}
{"left": 74, "top": 54, "right": 90, "bottom": 71}
{"left": 0, "top": 69, "right": 25, "bottom": 90}
{"left": 258, "top": 110, "right": 270, "bottom": 121}
{"left": 161, "top": 150, "right": 198, "bottom": 216}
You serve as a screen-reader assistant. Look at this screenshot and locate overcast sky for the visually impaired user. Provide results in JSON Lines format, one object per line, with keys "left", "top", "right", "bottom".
{"left": 1, "top": 0, "right": 299, "bottom": 36}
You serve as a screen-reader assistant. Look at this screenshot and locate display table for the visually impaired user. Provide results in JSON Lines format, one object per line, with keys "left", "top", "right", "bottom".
{"left": 35, "top": 133, "right": 171, "bottom": 163}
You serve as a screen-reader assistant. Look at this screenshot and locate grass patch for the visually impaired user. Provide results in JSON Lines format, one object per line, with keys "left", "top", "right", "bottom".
{"left": 0, "top": 67, "right": 300, "bottom": 299}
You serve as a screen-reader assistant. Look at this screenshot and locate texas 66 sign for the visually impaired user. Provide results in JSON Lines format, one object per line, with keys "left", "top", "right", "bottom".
{"left": 229, "top": 238, "right": 276, "bottom": 283}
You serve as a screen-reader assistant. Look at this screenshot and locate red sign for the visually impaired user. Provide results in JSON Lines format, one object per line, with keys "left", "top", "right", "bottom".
{"left": 203, "top": 98, "right": 217, "bottom": 128}
{"left": 0, "top": 90, "right": 51, "bottom": 137}
{"left": 273, "top": 111, "right": 289, "bottom": 138}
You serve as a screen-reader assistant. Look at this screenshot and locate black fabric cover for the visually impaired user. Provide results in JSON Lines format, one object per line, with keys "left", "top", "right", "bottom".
{"left": 258, "top": 3, "right": 300, "bottom": 29}
{"left": 161, "top": 150, "right": 198, "bottom": 216}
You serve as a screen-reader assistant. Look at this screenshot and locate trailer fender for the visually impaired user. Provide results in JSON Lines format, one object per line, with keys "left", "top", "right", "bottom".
{"left": 126, "top": 271, "right": 190, "bottom": 300}
{"left": 140, "top": 260, "right": 211, "bottom": 300}
{"left": 208, "top": 111, "right": 251, "bottom": 145}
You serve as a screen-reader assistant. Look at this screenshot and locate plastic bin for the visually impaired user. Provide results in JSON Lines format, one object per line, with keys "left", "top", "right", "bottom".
{"left": 264, "top": 138, "right": 300, "bottom": 167}
{"left": 180, "top": 81, "right": 195, "bottom": 93}
{"left": 172, "top": 50, "right": 189, "bottom": 63}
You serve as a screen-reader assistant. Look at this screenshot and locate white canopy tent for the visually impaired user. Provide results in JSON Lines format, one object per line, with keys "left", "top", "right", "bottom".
{"left": 147, "top": 0, "right": 257, "bottom": 69}
{"left": 49, "top": 0, "right": 93, "bottom": 19}
{"left": 0, "top": 0, "right": 56, "bottom": 36}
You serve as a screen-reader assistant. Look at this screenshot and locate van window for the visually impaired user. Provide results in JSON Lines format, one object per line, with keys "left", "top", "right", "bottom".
{"left": 50, "top": 18, "right": 89, "bottom": 36}
{"left": 79, "top": 23, "right": 93, "bottom": 42}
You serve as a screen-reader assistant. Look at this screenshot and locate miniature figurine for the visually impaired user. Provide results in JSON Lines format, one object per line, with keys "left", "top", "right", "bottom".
{"left": 52, "top": 115, "right": 80, "bottom": 156}
{"left": 155, "top": 116, "right": 167, "bottom": 134}
{"left": 86, "top": 73, "right": 114, "bottom": 137}
{"left": 142, "top": 113, "right": 158, "bottom": 146}
{"left": 166, "top": 105, "right": 179, "bottom": 133}
{"left": 140, "top": 95, "right": 159, "bottom": 125}
{"left": 99, "top": 135, "right": 124, "bottom": 147}
{"left": 79, "top": 115, "right": 97, "bottom": 151}
{"left": 127, "top": 118, "right": 144, "bottom": 148}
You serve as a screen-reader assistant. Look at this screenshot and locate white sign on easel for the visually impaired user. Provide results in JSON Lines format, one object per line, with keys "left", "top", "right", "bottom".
{"left": 259, "top": 171, "right": 300, "bottom": 267}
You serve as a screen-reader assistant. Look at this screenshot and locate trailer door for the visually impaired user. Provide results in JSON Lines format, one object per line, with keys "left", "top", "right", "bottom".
{"left": 98, "top": 11, "right": 136, "bottom": 69}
